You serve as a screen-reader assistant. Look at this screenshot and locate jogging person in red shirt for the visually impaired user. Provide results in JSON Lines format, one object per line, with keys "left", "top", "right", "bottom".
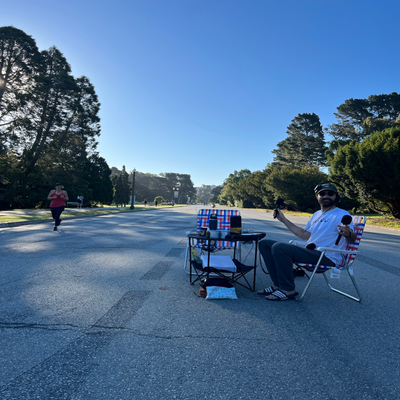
{"left": 47, "top": 183, "right": 69, "bottom": 231}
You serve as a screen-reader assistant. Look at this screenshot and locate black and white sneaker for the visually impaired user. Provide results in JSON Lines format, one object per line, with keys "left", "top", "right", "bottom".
{"left": 53, "top": 227, "right": 58, "bottom": 231}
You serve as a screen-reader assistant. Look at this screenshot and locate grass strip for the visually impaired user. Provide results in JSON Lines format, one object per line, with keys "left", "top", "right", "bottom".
{"left": 0, "top": 204, "right": 185, "bottom": 224}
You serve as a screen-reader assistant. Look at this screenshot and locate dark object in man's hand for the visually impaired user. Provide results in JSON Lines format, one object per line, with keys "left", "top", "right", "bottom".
{"left": 335, "top": 215, "right": 352, "bottom": 245}
{"left": 273, "top": 198, "right": 284, "bottom": 219}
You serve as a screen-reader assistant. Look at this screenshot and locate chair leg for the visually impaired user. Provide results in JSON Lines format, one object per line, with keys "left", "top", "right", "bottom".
{"left": 231, "top": 271, "right": 255, "bottom": 291}
{"left": 295, "top": 266, "right": 321, "bottom": 301}
{"left": 323, "top": 267, "right": 362, "bottom": 302}
{"left": 184, "top": 240, "right": 190, "bottom": 274}
{"left": 295, "top": 251, "right": 326, "bottom": 301}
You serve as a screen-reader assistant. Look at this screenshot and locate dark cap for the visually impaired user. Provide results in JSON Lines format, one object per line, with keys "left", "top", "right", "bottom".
{"left": 314, "top": 182, "right": 338, "bottom": 194}
{"left": 55, "top": 182, "right": 63, "bottom": 187}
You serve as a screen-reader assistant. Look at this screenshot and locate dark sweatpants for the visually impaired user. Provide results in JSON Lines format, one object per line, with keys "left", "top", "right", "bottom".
{"left": 258, "top": 239, "right": 335, "bottom": 291}
{"left": 50, "top": 206, "right": 65, "bottom": 227}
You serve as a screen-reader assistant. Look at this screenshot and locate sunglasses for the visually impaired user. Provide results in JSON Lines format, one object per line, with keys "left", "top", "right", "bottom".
{"left": 318, "top": 190, "right": 336, "bottom": 197}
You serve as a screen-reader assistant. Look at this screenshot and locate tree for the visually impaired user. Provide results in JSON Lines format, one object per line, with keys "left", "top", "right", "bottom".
{"left": 33, "top": 74, "right": 101, "bottom": 201}
{"left": 272, "top": 113, "right": 327, "bottom": 167}
{"left": 0, "top": 27, "right": 107, "bottom": 209}
{"left": 176, "top": 174, "right": 196, "bottom": 204}
{"left": 196, "top": 185, "right": 216, "bottom": 204}
{"left": 242, "top": 170, "right": 272, "bottom": 208}
{"left": 329, "top": 126, "right": 400, "bottom": 218}
{"left": 0, "top": 26, "right": 41, "bottom": 122}
{"left": 112, "top": 165, "right": 130, "bottom": 206}
{"left": 85, "top": 154, "right": 113, "bottom": 205}
{"left": 158, "top": 172, "right": 196, "bottom": 204}
{"left": 133, "top": 172, "right": 160, "bottom": 201}
{"left": 219, "top": 169, "right": 252, "bottom": 207}
{"left": 112, "top": 175, "right": 126, "bottom": 206}
{"left": 1, "top": 46, "right": 85, "bottom": 206}
{"left": 110, "top": 169, "right": 196, "bottom": 204}
{"left": 209, "top": 185, "right": 222, "bottom": 205}
{"left": 154, "top": 195, "right": 164, "bottom": 205}
{"left": 328, "top": 93, "right": 400, "bottom": 141}
{"left": 264, "top": 164, "right": 328, "bottom": 212}
{"left": 17, "top": 47, "right": 83, "bottom": 180}
{"left": 0, "top": 27, "right": 41, "bottom": 178}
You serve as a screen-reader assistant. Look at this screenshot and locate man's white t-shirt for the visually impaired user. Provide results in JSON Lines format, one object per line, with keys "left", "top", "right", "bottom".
{"left": 304, "top": 207, "right": 354, "bottom": 265}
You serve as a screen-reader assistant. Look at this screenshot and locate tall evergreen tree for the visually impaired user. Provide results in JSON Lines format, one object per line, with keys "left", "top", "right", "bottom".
{"left": 272, "top": 113, "right": 327, "bottom": 167}
{"left": 0, "top": 27, "right": 41, "bottom": 120}
{"left": 85, "top": 154, "right": 113, "bottom": 205}
{"left": 112, "top": 165, "right": 130, "bottom": 206}
{"left": 0, "top": 27, "right": 41, "bottom": 158}
{"left": 328, "top": 92, "right": 400, "bottom": 140}
{"left": 0, "top": 27, "right": 105, "bottom": 208}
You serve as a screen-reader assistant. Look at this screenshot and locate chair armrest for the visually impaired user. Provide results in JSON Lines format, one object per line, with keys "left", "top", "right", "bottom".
{"left": 290, "top": 241, "right": 359, "bottom": 255}
{"left": 316, "top": 246, "right": 359, "bottom": 255}
{"left": 289, "top": 240, "right": 307, "bottom": 247}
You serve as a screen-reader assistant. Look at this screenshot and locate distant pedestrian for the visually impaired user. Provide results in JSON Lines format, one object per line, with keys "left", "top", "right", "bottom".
{"left": 155, "top": 200, "right": 158, "bottom": 207}
{"left": 77, "top": 195, "right": 84, "bottom": 208}
{"left": 144, "top": 199, "right": 147, "bottom": 207}
{"left": 47, "top": 183, "right": 69, "bottom": 231}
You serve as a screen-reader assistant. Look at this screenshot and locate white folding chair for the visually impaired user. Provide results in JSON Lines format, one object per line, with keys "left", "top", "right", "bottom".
{"left": 291, "top": 216, "right": 367, "bottom": 302}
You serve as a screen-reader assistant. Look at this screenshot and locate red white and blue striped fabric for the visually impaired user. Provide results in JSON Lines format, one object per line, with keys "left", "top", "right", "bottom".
{"left": 195, "top": 209, "right": 241, "bottom": 250}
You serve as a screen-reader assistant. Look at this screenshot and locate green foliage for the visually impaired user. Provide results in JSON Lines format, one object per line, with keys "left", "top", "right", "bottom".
{"left": 0, "top": 26, "right": 41, "bottom": 122}
{"left": 109, "top": 168, "right": 196, "bottom": 205}
{"left": 264, "top": 165, "right": 328, "bottom": 211}
{"left": 328, "top": 92, "right": 400, "bottom": 141}
{"left": 213, "top": 93, "right": 400, "bottom": 215}
{"left": 272, "top": 113, "right": 327, "bottom": 167}
{"left": 151, "top": 172, "right": 195, "bottom": 204}
{"left": 85, "top": 155, "right": 113, "bottom": 205}
{"left": 215, "top": 166, "right": 329, "bottom": 212}
{"left": 330, "top": 126, "right": 400, "bottom": 218}
{"left": 209, "top": 185, "right": 222, "bottom": 204}
{"left": 238, "top": 170, "right": 270, "bottom": 208}
{"left": 131, "top": 172, "right": 159, "bottom": 201}
{"left": 112, "top": 165, "right": 130, "bottom": 206}
{"left": 0, "top": 26, "right": 111, "bottom": 209}
{"left": 154, "top": 196, "right": 164, "bottom": 205}
{"left": 219, "top": 169, "right": 252, "bottom": 207}
{"left": 196, "top": 184, "right": 216, "bottom": 204}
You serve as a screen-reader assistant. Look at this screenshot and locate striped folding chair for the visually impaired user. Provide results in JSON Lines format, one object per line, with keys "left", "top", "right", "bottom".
{"left": 184, "top": 209, "right": 241, "bottom": 274}
{"left": 291, "top": 216, "right": 367, "bottom": 302}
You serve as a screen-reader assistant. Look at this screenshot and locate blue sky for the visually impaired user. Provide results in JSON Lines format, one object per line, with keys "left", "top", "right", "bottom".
{"left": 2, "top": 0, "right": 399, "bottom": 187}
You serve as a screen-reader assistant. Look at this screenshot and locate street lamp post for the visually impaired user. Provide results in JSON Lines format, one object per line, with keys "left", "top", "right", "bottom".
{"left": 130, "top": 171, "right": 136, "bottom": 209}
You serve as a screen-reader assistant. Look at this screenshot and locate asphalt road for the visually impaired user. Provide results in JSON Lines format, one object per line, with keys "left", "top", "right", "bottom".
{"left": 0, "top": 205, "right": 399, "bottom": 400}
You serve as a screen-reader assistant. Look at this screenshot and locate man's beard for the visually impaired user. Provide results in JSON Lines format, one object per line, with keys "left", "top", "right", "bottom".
{"left": 319, "top": 198, "right": 335, "bottom": 208}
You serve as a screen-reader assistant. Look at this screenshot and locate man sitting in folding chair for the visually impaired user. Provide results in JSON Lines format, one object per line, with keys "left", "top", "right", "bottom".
{"left": 258, "top": 182, "right": 356, "bottom": 301}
